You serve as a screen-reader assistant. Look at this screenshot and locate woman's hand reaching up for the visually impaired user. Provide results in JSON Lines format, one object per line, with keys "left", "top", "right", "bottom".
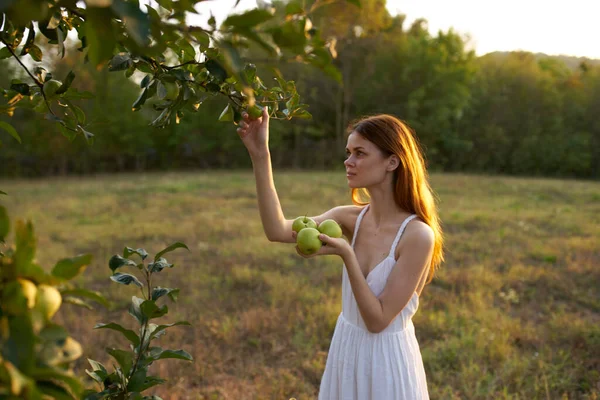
{"left": 237, "top": 106, "right": 270, "bottom": 159}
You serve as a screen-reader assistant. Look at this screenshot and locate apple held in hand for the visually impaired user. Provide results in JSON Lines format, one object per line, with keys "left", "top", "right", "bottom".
{"left": 296, "top": 227, "right": 322, "bottom": 255}
{"left": 292, "top": 215, "right": 317, "bottom": 233}
{"left": 318, "top": 219, "right": 342, "bottom": 238}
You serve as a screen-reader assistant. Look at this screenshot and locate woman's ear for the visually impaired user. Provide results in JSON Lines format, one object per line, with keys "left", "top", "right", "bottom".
{"left": 387, "top": 154, "right": 400, "bottom": 172}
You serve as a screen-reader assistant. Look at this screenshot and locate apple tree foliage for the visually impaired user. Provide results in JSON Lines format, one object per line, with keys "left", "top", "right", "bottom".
{"left": 0, "top": 0, "right": 357, "bottom": 145}
{"left": 0, "top": 201, "right": 109, "bottom": 399}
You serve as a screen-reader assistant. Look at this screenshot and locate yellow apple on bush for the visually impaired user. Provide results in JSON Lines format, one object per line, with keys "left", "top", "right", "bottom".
{"left": 292, "top": 215, "right": 317, "bottom": 233}
{"left": 318, "top": 219, "right": 342, "bottom": 238}
{"left": 296, "top": 227, "right": 322, "bottom": 255}
{"left": 39, "top": 336, "right": 83, "bottom": 366}
{"left": 34, "top": 284, "right": 62, "bottom": 320}
{"left": 18, "top": 278, "right": 38, "bottom": 309}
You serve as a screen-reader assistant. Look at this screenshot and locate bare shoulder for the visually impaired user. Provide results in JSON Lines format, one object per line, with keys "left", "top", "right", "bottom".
{"left": 400, "top": 218, "right": 435, "bottom": 250}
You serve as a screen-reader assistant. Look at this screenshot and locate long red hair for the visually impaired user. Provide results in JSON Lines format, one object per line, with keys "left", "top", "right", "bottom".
{"left": 347, "top": 114, "right": 444, "bottom": 284}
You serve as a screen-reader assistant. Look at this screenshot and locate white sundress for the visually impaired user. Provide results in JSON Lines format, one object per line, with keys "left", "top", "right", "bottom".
{"left": 318, "top": 204, "right": 430, "bottom": 400}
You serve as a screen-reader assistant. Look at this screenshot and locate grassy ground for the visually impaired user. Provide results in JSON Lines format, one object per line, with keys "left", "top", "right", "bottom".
{"left": 1, "top": 171, "right": 599, "bottom": 400}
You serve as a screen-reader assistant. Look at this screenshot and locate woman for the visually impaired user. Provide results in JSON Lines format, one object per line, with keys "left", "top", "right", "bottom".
{"left": 237, "top": 107, "right": 444, "bottom": 400}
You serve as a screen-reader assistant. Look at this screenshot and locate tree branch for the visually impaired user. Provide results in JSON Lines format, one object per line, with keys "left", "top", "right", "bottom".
{"left": 161, "top": 60, "right": 201, "bottom": 70}
{"left": 0, "top": 38, "right": 43, "bottom": 87}
{"left": 65, "top": 7, "right": 85, "bottom": 20}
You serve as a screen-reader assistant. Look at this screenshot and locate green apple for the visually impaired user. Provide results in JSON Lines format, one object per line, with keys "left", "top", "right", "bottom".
{"left": 247, "top": 104, "right": 264, "bottom": 119}
{"left": 318, "top": 219, "right": 343, "bottom": 238}
{"left": 43, "top": 79, "right": 62, "bottom": 99}
{"left": 292, "top": 215, "right": 317, "bottom": 233}
{"left": 164, "top": 81, "right": 180, "bottom": 100}
{"left": 296, "top": 227, "right": 322, "bottom": 255}
{"left": 34, "top": 284, "right": 62, "bottom": 320}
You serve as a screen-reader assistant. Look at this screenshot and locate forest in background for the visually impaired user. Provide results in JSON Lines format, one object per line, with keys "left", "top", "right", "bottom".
{"left": 1, "top": 0, "right": 599, "bottom": 179}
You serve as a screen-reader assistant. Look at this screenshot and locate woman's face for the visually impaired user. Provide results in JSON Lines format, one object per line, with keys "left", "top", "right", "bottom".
{"left": 344, "top": 131, "right": 392, "bottom": 188}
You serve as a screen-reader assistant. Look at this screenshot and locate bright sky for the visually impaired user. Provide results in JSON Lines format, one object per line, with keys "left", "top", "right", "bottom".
{"left": 190, "top": 0, "right": 599, "bottom": 59}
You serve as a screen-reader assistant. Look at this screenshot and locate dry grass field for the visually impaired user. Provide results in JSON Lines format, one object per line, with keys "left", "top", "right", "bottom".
{"left": 1, "top": 171, "right": 598, "bottom": 399}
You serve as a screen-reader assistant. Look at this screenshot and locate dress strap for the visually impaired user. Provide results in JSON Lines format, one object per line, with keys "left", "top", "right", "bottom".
{"left": 350, "top": 204, "right": 370, "bottom": 248}
{"left": 388, "top": 214, "right": 418, "bottom": 258}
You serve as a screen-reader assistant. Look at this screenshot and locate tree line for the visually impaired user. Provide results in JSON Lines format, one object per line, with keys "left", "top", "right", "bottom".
{"left": 1, "top": 0, "right": 598, "bottom": 179}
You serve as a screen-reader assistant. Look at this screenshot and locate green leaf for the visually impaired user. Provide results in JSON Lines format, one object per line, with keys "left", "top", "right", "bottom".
{"left": 140, "top": 75, "right": 151, "bottom": 88}
{"left": 20, "top": 23, "right": 35, "bottom": 56}
{"left": 9, "top": 82, "right": 30, "bottom": 95}
{"left": 106, "top": 348, "right": 133, "bottom": 375}
{"left": 28, "top": 44, "right": 43, "bottom": 61}
{"left": 68, "top": 102, "right": 86, "bottom": 125}
{"left": 268, "top": 20, "right": 306, "bottom": 52}
{"left": 151, "top": 287, "right": 180, "bottom": 302}
{"left": 148, "top": 321, "right": 191, "bottom": 340}
{"left": 132, "top": 88, "right": 148, "bottom": 111}
{"left": 13, "top": 220, "right": 36, "bottom": 276}
{"left": 85, "top": 7, "right": 116, "bottom": 68}
{"left": 222, "top": 9, "right": 274, "bottom": 28}
{"left": 140, "top": 300, "right": 168, "bottom": 320}
{"left": 38, "top": 323, "right": 68, "bottom": 341}
{"left": 1, "top": 280, "right": 29, "bottom": 315}
{"left": 147, "top": 257, "right": 173, "bottom": 273}
{"left": 147, "top": 349, "right": 193, "bottom": 362}
{"left": 37, "top": 381, "right": 75, "bottom": 400}
{"left": 126, "top": 368, "right": 148, "bottom": 392}
{"left": 285, "top": 0, "right": 304, "bottom": 15}
{"left": 94, "top": 322, "right": 140, "bottom": 346}
{"left": 154, "top": 241, "right": 189, "bottom": 260}
{"left": 88, "top": 358, "right": 108, "bottom": 374}
{"left": 0, "top": 46, "right": 11, "bottom": 59}
{"left": 175, "top": 38, "right": 196, "bottom": 62}
{"left": 79, "top": 125, "right": 94, "bottom": 144}
{"left": 51, "top": 254, "right": 93, "bottom": 280}
{"left": 110, "top": 272, "right": 143, "bottom": 287}
{"left": 3, "top": 315, "right": 35, "bottom": 374}
{"left": 218, "top": 103, "right": 234, "bottom": 122}
{"left": 108, "top": 53, "right": 132, "bottom": 71}
{"left": 62, "top": 296, "right": 94, "bottom": 310}
{"left": 30, "top": 367, "right": 84, "bottom": 397}
{"left": 57, "top": 25, "right": 66, "bottom": 58}
{"left": 124, "top": 247, "right": 148, "bottom": 260}
{"left": 64, "top": 88, "right": 94, "bottom": 99}
{"left": 292, "top": 109, "right": 312, "bottom": 119}
{"left": 55, "top": 70, "right": 75, "bottom": 95}
{"left": 131, "top": 375, "right": 166, "bottom": 392}
{"left": 345, "top": 0, "right": 362, "bottom": 6}
{"left": 0, "top": 205, "right": 9, "bottom": 241}
{"left": 111, "top": 0, "right": 150, "bottom": 46}
{"left": 61, "top": 288, "right": 109, "bottom": 308}
{"left": 205, "top": 59, "right": 227, "bottom": 83}
{"left": 109, "top": 254, "right": 137, "bottom": 272}
{"left": 85, "top": 362, "right": 109, "bottom": 384}
{"left": 129, "top": 296, "right": 145, "bottom": 324}
{"left": 3, "top": 360, "right": 33, "bottom": 396}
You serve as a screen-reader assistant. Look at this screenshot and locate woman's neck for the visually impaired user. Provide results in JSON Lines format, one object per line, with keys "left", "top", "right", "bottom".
{"left": 366, "top": 187, "right": 406, "bottom": 229}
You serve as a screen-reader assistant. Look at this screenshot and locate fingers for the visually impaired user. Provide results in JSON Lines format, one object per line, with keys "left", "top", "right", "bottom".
{"left": 292, "top": 231, "right": 297, "bottom": 240}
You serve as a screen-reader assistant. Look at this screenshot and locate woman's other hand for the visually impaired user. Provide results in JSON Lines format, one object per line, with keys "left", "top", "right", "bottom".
{"left": 292, "top": 230, "right": 352, "bottom": 259}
